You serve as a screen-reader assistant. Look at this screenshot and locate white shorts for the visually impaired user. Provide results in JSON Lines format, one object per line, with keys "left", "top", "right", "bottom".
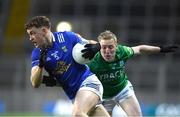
{"left": 102, "top": 80, "right": 135, "bottom": 112}
{"left": 79, "top": 74, "right": 103, "bottom": 101}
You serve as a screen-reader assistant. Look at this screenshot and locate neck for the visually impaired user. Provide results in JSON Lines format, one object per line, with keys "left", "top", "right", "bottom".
{"left": 45, "top": 32, "right": 53, "bottom": 48}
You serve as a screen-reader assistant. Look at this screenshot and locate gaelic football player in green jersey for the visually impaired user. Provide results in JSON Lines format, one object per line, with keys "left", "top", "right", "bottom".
{"left": 81, "top": 30, "right": 178, "bottom": 116}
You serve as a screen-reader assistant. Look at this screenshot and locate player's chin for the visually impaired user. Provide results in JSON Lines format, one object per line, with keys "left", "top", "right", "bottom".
{"left": 104, "top": 57, "right": 113, "bottom": 62}
{"left": 33, "top": 43, "right": 39, "bottom": 48}
{"left": 34, "top": 45, "right": 39, "bottom": 48}
{"left": 35, "top": 44, "right": 43, "bottom": 49}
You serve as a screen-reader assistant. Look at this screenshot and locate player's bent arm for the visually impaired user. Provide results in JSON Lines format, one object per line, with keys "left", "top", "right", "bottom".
{"left": 30, "top": 66, "right": 43, "bottom": 88}
{"left": 132, "top": 45, "right": 161, "bottom": 55}
{"left": 88, "top": 40, "right": 98, "bottom": 44}
{"left": 82, "top": 38, "right": 97, "bottom": 44}
{"left": 76, "top": 33, "right": 97, "bottom": 44}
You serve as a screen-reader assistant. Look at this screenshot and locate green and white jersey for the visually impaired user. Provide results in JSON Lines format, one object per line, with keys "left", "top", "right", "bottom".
{"left": 87, "top": 45, "right": 134, "bottom": 99}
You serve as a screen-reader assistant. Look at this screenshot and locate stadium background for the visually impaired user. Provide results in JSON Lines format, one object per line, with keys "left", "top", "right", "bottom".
{"left": 0, "top": 0, "right": 180, "bottom": 116}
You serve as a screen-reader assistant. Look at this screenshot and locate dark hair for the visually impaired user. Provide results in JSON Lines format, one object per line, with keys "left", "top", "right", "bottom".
{"left": 25, "top": 16, "right": 51, "bottom": 30}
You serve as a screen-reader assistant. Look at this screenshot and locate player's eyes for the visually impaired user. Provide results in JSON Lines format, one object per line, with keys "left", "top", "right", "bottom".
{"left": 30, "top": 32, "right": 36, "bottom": 36}
{"left": 108, "top": 46, "right": 114, "bottom": 49}
{"left": 102, "top": 46, "right": 113, "bottom": 50}
{"left": 102, "top": 46, "right": 107, "bottom": 50}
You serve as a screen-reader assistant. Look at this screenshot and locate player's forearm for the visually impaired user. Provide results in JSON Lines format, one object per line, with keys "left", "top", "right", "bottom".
{"left": 88, "top": 40, "right": 98, "bottom": 44}
{"left": 140, "top": 45, "right": 160, "bottom": 54}
{"left": 30, "top": 66, "right": 43, "bottom": 88}
{"left": 133, "top": 45, "right": 160, "bottom": 55}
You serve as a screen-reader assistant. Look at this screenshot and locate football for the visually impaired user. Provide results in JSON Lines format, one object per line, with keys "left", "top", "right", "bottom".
{"left": 72, "top": 43, "right": 90, "bottom": 64}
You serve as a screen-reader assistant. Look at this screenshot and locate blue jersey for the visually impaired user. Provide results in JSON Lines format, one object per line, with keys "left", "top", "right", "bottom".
{"left": 31, "top": 31, "right": 93, "bottom": 99}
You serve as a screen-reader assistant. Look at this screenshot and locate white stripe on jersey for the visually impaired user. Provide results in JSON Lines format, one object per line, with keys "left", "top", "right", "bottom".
{"left": 32, "top": 60, "right": 39, "bottom": 64}
{"left": 51, "top": 33, "right": 55, "bottom": 42}
{"left": 57, "top": 33, "right": 65, "bottom": 43}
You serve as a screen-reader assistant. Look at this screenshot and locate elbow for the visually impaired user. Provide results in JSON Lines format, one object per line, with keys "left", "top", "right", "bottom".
{"left": 138, "top": 45, "right": 148, "bottom": 53}
{"left": 30, "top": 78, "right": 41, "bottom": 88}
{"left": 31, "top": 82, "right": 40, "bottom": 88}
{"left": 139, "top": 45, "right": 147, "bottom": 49}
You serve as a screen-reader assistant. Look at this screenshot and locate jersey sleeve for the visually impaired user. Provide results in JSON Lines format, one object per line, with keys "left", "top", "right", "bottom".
{"left": 31, "top": 48, "right": 41, "bottom": 67}
{"left": 65, "top": 31, "right": 88, "bottom": 45}
{"left": 116, "top": 45, "right": 134, "bottom": 60}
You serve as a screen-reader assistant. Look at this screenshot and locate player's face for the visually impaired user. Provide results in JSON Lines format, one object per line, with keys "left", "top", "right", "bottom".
{"left": 27, "top": 27, "right": 47, "bottom": 48}
{"left": 100, "top": 38, "right": 117, "bottom": 62}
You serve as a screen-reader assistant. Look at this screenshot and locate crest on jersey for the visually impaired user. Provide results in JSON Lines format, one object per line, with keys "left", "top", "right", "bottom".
{"left": 62, "top": 46, "right": 67, "bottom": 52}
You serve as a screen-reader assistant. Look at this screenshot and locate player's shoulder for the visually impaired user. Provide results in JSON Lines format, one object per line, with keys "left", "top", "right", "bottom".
{"left": 31, "top": 48, "right": 40, "bottom": 55}
{"left": 117, "top": 44, "right": 129, "bottom": 48}
{"left": 116, "top": 44, "right": 124, "bottom": 51}
{"left": 116, "top": 45, "right": 133, "bottom": 54}
{"left": 31, "top": 48, "right": 41, "bottom": 59}
{"left": 53, "top": 31, "right": 77, "bottom": 36}
{"left": 32, "top": 48, "right": 40, "bottom": 52}
{"left": 116, "top": 45, "right": 134, "bottom": 58}
{"left": 53, "top": 31, "right": 80, "bottom": 41}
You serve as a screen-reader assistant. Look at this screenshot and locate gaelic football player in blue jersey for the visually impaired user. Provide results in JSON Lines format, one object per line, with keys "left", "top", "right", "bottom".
{"left": 25, "top": 16, "right": 110, "bottom": 117}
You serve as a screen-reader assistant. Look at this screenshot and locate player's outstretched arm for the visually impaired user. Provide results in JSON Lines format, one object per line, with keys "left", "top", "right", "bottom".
{"left": 132, "top": 45, "right": 178, "bottom": 55}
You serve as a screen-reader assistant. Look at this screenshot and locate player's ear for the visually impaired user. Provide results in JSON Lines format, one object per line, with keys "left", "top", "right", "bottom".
{"left": 41, "top": 27, "right": 48, "bottom": 33}
{"left": 114, "top": 41, "right": 118, "bottom": 47}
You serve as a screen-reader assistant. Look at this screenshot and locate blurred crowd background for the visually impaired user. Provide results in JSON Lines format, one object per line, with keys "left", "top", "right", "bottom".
{"left": 0, "top": 0, "right": 180, "bottom": 116}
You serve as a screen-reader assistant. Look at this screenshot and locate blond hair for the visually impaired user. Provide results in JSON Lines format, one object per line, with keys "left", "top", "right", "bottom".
{"left": 98, "top": 30, "right": 117, "bottom": 42}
